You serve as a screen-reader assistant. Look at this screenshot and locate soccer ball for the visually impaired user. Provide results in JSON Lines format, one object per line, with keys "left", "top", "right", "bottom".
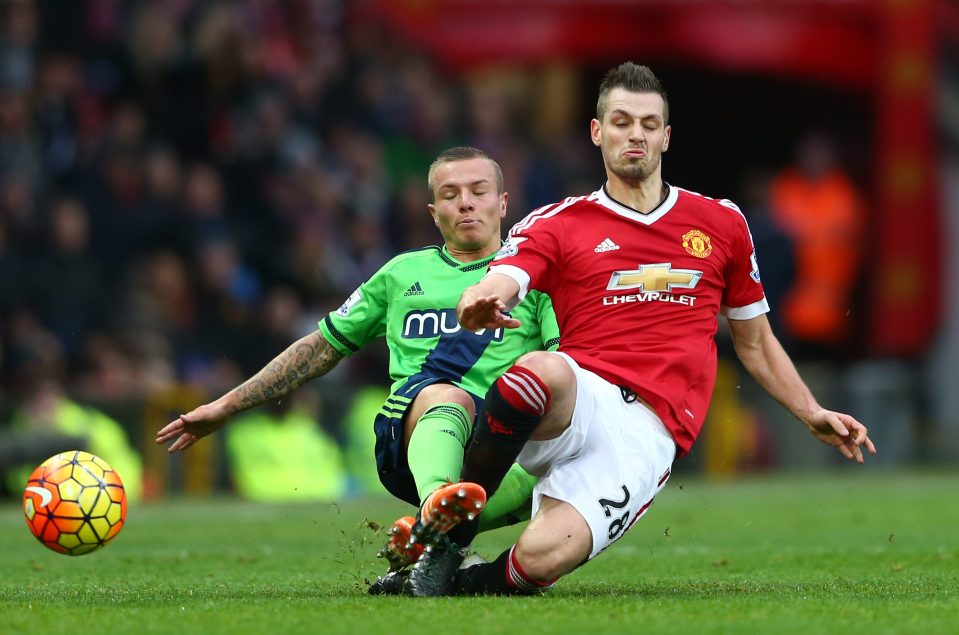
{"left": 23, "top": 450, "right": 127, "bottom": 556}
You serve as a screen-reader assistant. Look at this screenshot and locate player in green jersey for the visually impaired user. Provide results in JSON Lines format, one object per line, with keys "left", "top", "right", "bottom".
{"left": 320, "top": 240, "right": 558, "bottom": 508}
{"left": 155, "top": 147, "right": 559, "bottom": 586}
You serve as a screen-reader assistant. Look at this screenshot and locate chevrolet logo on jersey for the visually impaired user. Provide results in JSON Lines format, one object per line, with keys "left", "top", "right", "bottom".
{"left": 607, "top": 263, "right": 703, "bottom": 292}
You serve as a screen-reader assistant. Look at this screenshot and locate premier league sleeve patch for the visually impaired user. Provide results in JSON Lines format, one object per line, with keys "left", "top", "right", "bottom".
{"left": 494, "top": 236, "right": 527, "bottom": 260}
{"left": 336, "top": 289, "right": 363, "bottom": 317}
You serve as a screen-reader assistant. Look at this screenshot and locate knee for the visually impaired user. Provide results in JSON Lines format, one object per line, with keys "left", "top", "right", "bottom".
{"left": 419, "top": 383, "right": 476, "bottom": 417}
{"left": 513, "top": 352, "right": 574, "bottom": 395}
{"left": 439, "top": 385, "right": 476, "bottom": 414}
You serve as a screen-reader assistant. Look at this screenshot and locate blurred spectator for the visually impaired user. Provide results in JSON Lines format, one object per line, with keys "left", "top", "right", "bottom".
{"left": 340, "top": 384, "right": 390, "bottom": 497}
{"left": 84, "top": 132, "right": 156, "bottom": 269}
{"left": 139, "top": 145, "right": 185, "bottom": 248}
{"left": 30, "top": 196, "right": 105, "bottom": 358}
{"left": 188, "top": 237, "right": 262, "bottom": 374}
{"left": 128, "top": 1, "right": 209, "bottom": 160}
{"left": 0, "top": 171, "right": 38, "bottom": 249}
{"left": 74, "top": 329, "right": 176, "bottom": 402}
{"left": 284, "top": 219, "right": 340, "bottom": 306}
{"left": 259, "top": 285, "right": 316, "bottom": 347}
{"left": 242, "top": 284, "right": 322, "bottom": 377}
{"left": 127, "top": 250, "right": 195, "bottom": 336}
{"left": 769, "top": 131, "right": 866, "bottom": 359}
{"left": 3, "top": 377, "right": 144, "bottom": 502}
{"left": 739, "top": 169, "right": 797, "bottom": 337}
{"left": 0, "top": 0, "right": 38, "bottom": 91}
{"left": 764, "top": 132, "right": 868, "bottom": 468}
{"left": 33, "top": 52, "right": 84, "bottom": 183}
{"left": 1, "top": 319, "right": 143, "bottom": 501}
{"left": 0, "top": 215, "right": 22, "bottom": 313}
{"left": 701, "top": 170, "right": 793, "bottom": 475}
{"left": 391, "top": 176, "right": 441, "bottom": 250}
{"left": 224, "top": 390, "right": 347, "bottom": 502}
{"left": 182, "top": 162, "right": 233, "bottom": 245}
{"left": 380, "top": 57, "right": 461, "bottom": 187}
{"left": 339, "top": 128, "right": 390, "bottom": 223}
{"left": 0, "top": 90, "right": 41, "bottom": 191}
{"left": 323, "top": 215, "right": 390, "bottom": 294}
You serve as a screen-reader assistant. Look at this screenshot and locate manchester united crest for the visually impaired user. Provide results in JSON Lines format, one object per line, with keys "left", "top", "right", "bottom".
{"left": 682, "top": 229, "right": 712, "bottom": 258}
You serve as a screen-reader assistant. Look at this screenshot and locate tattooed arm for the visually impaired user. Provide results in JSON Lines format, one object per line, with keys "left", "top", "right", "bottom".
{"left": 155, "top": 331, "right": 345, "bottom": 453}
{"left": 230, "top": 331, "right": 343, "bottom": 411}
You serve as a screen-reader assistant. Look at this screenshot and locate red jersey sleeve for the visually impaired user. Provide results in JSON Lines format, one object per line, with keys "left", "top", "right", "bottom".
{"left": 719, "top": 200, "right": 768, "bottom": 319}
{"left": 489, "top": 205, "right": 564, "bottom": 300}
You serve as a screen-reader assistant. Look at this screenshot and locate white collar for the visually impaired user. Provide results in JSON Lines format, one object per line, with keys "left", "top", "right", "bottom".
{"left": 593, "top": 183, "right": 678, "bottom": 225}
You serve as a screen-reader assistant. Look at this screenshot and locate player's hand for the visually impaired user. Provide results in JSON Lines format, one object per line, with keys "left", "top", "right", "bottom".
{"left": 803, "top": 409, "right": 877, "bottom": 464}
{"left": 457, "top": 293, "right": 521, "bottom": 331}
{"left": 155, "top": 402, "right": 230, "bottom": 453}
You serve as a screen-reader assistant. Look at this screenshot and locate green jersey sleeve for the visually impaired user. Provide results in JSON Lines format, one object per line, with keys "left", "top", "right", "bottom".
{"left": 319, "top": 259, "right": 392, "bottom": 355}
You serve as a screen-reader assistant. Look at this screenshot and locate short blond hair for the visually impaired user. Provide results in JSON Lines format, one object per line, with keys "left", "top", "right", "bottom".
{"left": 427, "top": 146, "right": 504, "bottom": 199}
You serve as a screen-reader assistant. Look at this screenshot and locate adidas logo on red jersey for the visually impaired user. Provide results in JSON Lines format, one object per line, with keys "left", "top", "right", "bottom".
{"left": 594, "top": 238, "right": 620, "bottom": 253}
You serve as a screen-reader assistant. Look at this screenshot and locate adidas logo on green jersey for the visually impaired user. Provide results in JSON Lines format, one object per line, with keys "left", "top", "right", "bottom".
{"left": 404, "top": 282, "right": 425, "bottom": 296}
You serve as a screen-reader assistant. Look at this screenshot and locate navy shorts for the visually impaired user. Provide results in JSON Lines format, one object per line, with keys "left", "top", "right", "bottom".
{"left": 374, "top": 377, "right": 482, "bottom": 506}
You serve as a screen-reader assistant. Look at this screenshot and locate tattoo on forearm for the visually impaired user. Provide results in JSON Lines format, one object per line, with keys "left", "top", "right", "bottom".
{"left": 229, "top": 332, "right": 343, "bottom": 412}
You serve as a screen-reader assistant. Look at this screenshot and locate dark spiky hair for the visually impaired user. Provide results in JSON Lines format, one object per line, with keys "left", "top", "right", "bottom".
{"left": 596, "top": 63, "right": 669, "bottom": 124}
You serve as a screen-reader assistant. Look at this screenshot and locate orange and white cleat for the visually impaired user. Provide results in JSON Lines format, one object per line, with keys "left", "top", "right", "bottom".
{"left": 408, "top": 482, "right": 486, "bottom": 549}
{"left": 376, "top": 515, "right": 423, "bottom": 571}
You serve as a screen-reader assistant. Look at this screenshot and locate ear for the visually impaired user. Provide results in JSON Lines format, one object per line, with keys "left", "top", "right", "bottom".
{"left": 499, "top": 191, "right": 509, "bottom": 218}
{"left": 662, "top": 125, "right": 671, "bottom": 152}
{"left": 428, "top": 203, "right": 439, "bottom": 225}
{"left": 590, "top": 118, "right": 602, "bottom": 148}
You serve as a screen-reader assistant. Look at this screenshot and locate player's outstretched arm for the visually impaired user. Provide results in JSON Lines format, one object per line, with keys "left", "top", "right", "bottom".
{"left": 155, "top": 331, "right": 344, "bottom": 453}
{"left": 728, "top": 314, "right": 877, "bottom": 463}
{"left": 457, "top": 273, "right": 522, "bottom": 331}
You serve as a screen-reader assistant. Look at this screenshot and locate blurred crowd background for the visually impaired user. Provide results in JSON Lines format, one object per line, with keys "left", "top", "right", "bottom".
{"left": 1, "top": 0, "right": 956, "bottom": 501}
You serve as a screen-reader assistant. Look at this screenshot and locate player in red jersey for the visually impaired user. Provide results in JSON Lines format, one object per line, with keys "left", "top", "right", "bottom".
{"left": 401, "top": 62, "right": 876, "bottom": 596}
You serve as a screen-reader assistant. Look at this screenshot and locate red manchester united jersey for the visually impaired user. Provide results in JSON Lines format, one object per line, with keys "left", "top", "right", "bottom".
{"left": 489, "top": 185, "right": 768, "bottom": 455}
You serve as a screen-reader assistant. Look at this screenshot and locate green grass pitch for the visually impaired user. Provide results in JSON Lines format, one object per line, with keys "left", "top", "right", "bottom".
{"left": 2, "top": 470, "right": 956, "bottom": 635}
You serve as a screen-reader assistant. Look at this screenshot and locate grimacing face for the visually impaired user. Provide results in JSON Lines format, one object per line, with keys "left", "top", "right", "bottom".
{"left": 591, "top": 88, "right": 671, "bottom": 183}
{"left": 428, "top": 157, "right": 507, "bottom": 252}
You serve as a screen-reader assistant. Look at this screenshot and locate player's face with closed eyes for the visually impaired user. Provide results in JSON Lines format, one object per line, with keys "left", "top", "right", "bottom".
{"left": 429, "top": 158, "right": 507, "bottom": 253}
{"left": 592, "top": 88, "right": 671, "bottom": 183}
